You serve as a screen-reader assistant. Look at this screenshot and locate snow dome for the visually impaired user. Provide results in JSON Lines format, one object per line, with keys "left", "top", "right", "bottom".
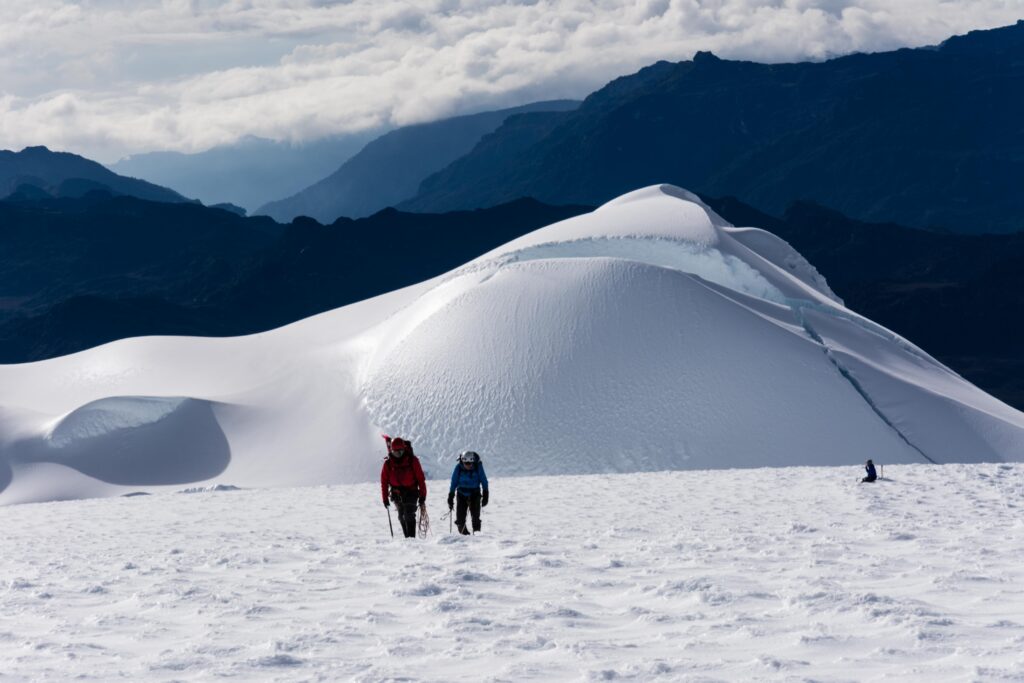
{"left": 2, "top": 185, "right": 1023, "bottom": 503}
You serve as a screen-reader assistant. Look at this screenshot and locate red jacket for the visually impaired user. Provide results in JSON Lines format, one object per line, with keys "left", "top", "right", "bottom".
{"left": 380, "top": 454, "right": 427, "bottom": 504}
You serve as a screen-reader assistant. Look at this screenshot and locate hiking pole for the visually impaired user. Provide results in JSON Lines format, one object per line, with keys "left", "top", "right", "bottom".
{"left": 386, "top": 504, "right": 394, "bottom": 538}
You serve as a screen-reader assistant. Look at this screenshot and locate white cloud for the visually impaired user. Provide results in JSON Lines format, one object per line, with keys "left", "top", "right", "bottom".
{"left": 0, "top": 0, "right": 1019, "bottom": 162}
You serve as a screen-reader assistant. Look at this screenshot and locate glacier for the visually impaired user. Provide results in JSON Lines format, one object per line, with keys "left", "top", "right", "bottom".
{"left": 1, "top": 184, "right": 1022, "bottom": 504}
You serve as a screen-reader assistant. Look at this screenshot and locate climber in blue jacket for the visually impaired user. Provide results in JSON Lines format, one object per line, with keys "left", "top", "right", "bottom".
{"left": 447, "top": 450, "right": 489, "bottom": 534}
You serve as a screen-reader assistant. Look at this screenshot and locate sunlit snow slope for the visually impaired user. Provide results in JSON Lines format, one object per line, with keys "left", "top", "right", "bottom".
{"left": 4, "top": 465, "right": 1024, "bottom": 681}
{"left": 1, "top": 185, "right": 1022, "bottom": 504}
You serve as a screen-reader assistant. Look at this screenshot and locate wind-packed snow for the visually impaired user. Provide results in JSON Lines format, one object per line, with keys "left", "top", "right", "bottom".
{"left": 2, "top": 464, "right": 1024, "bottom": 681}
{"left": 2, "top": 184, "right": 1024, "bottom": 504}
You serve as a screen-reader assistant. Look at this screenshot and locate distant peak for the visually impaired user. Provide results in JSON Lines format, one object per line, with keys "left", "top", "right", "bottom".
{"left": 693, "top": 51, "right": 721, "bottom": 64}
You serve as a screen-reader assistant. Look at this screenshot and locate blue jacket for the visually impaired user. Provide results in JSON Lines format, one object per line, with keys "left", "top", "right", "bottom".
{"left": 865, "top": 462, "right": 877, "bottom": 478}
{"left": 450, "top": 462, "right": 488, "bottom": 494}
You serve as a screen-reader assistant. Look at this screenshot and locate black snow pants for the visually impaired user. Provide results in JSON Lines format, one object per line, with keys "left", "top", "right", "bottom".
{"left": 391, "top": 487, "right": 420, "bottom": 538}
{"left": 455, "top": 490, "right": 481, "bottom": 535}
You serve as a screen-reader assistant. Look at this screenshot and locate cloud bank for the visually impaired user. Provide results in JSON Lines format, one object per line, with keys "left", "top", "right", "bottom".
{"left": 0, "top": 0, "right": 1019, "bottom": 161}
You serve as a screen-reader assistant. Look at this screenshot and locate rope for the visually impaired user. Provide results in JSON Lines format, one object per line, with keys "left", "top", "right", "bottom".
{"left": 418, "top": 505, "right": 431, "bottom": 539}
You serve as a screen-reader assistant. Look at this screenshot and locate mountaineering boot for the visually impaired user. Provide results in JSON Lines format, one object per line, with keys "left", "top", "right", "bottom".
{"left": 458, "top": 523, "right": 470, "bottom": 535}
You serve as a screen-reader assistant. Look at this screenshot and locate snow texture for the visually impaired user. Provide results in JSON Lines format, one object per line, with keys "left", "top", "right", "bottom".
{"left": 1, "top": 184, "right": 1023, "bottom": 504}
{"left": 1, "top": 464, "right": 1024, "bottom": 681}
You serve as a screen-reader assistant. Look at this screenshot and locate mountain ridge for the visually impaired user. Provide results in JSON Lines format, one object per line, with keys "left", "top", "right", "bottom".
{"left": 109, "top": 134, "right": 377, "bottom": 212}
{"left": 400, "top": 21, "right": 1024, "bottom": 234}
{"left": 1, "top": 146, "right": 190, "bottom": 204}
{"left": 255, "top": 100, "right": 579, "bottom": 223}
{"left": 0, "top": 193, "right": 590, "bottom": 361}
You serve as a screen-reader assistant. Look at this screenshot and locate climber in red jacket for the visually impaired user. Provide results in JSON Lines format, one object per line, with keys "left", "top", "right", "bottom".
{"left": 380, "top": 437, "right": 427, "bottom": 538}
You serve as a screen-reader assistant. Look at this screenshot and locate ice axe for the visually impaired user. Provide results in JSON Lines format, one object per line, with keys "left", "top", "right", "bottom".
{"left": 386, "top": 502, "right": 394, "bottom": 538}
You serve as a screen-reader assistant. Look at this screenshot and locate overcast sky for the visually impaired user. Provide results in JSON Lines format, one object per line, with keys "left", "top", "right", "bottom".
{"left": 0, "top": 0, "right": 1020, "bottom": 162}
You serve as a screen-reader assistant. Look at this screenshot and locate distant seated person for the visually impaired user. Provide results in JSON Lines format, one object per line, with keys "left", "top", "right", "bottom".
{"left": 861, "top": 459, "right": 878, "bottom": 483}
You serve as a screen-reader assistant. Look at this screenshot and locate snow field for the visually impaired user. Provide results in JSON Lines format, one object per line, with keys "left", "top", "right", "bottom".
{"left": 3, "top": 463, "right": 1024, "bottom": 681}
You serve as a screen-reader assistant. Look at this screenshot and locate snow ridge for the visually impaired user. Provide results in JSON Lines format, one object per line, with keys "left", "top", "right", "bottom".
{"left": 489, "top": 237, "right": 787, "bottom": 304}
{"left": 789, "top": 303, "right": 936, "bottom": 464}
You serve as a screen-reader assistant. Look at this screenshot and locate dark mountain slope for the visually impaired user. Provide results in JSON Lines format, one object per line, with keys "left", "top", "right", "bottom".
{"left": 404, "top": 22, "right": 1024, "bottom": 234}
{"left": 0, "top": 193, "right": 279, "bottom": 324}
{"left": 256, "top": 100, "right": 579, "bottom": 223}
{"left": 109, "top": 133, "right": 376, "bottom": 212}
{"left": 1, "top": 147, "right": 189, "bottom": 204}
{"left": 0, "top": 195, "right": 590, "bottom": 362}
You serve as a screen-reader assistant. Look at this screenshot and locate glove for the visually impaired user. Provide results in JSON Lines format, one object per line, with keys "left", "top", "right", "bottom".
{"left": 383, "top": 499, "right": 390, "bottom": 508}
{"left": 447, "top": 492, "right": 454, "bottom": 510}
{"left": 482, "top": 490, "right": 489, "bottom": 507}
